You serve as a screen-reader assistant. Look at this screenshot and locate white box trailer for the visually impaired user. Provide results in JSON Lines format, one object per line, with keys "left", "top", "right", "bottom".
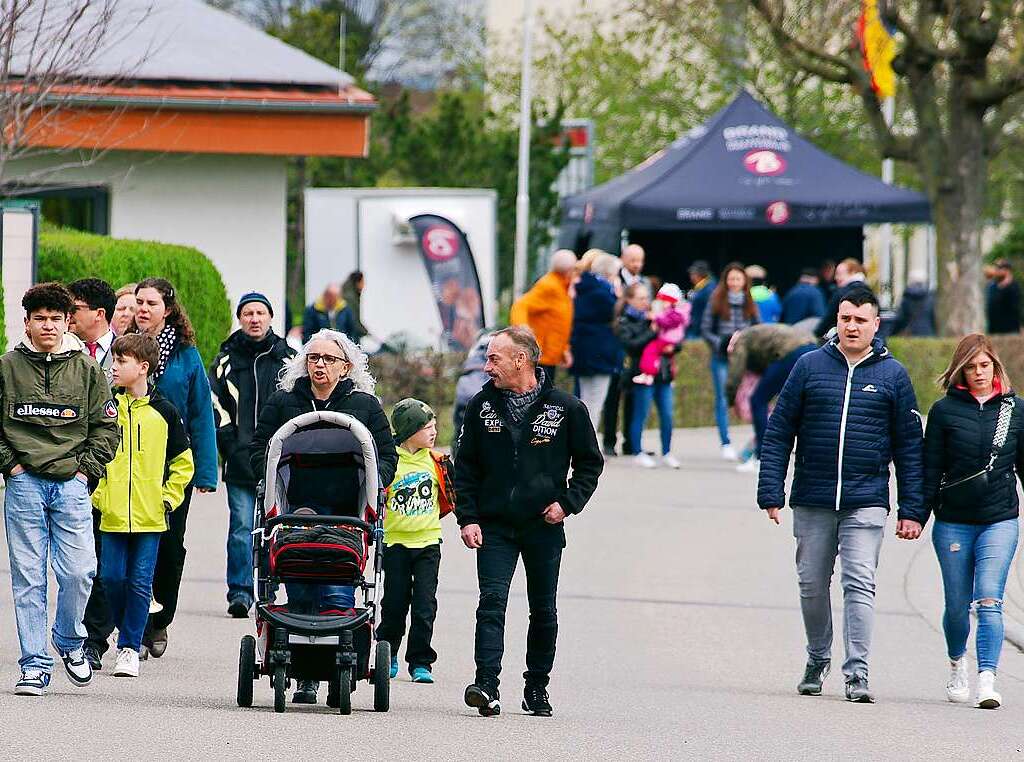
{"left": 304, "top": 188, "right": 498, "bottom": 348}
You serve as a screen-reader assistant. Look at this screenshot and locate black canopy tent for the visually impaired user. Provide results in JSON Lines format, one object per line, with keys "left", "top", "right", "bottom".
{"left": 559, "top": 91, "right": 930, "bottom": 293}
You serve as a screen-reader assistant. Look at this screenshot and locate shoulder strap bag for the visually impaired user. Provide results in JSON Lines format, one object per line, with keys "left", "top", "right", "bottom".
{"left": 939, "top": 397, "right": 1015, "bottom": 507}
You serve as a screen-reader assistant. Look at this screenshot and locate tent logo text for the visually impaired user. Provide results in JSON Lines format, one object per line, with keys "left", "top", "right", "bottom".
{"left": 743, "top": 150, "right": 787, "bottom": 176}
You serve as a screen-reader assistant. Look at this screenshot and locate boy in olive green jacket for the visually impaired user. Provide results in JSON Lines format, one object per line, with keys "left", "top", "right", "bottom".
{"left": 92, "top": 334, "right": 194, "bottom": 678}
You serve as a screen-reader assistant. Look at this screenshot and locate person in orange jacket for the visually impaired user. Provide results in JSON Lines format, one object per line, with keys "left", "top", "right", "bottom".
{"left": 509, "top": 249, "right": 577, "bottom": 379}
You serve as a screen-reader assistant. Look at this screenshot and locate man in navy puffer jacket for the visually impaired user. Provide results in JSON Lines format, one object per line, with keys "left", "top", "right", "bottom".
{"left": 757, "top": 287, "right": 924, "bottom": 704}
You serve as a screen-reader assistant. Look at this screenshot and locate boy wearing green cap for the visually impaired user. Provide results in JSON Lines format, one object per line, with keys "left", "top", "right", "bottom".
{"left": 378, "top": 398, "right": 454, "bottom": 684}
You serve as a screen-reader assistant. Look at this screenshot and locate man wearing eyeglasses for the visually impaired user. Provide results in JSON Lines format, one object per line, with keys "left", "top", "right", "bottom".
{"left": 68, "top": 279, "right": 117, "bottom": 384}
{"left": 68, "top": 278, "right": 118, "bottom": 672}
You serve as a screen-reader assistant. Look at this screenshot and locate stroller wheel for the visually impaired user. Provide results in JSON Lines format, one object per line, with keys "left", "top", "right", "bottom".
{"left": 373, "top": 641, "right": 391, "bottom": 712}
{"left": 273, "top": 666, "right": 287, "bottom": 713}
{"left": 333, "top": 666, "right": 352, "bottom": 715}
{"left": 236, "top": 636, "right": 256, "bottom": 708}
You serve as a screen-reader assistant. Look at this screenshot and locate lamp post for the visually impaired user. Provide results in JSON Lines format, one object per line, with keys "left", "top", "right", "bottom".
{"left": 513, "top": 0, "right": 535, "bottom": 298}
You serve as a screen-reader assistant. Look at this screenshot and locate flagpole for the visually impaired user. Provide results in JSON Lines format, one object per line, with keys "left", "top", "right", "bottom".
{"left": 879, "top": 95, "right": 894, "bottom": 309}
{"left": 513, "top": 0, "right": 535, "bottom": 299}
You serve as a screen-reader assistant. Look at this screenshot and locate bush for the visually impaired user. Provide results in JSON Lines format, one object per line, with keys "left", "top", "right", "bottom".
{"left": 38, "top": 227, "right": 232, "bottom": 366}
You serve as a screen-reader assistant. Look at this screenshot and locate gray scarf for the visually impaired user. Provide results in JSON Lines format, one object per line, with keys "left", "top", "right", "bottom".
{"left": 501, "top": 368, "right": 547, "bottom": 442}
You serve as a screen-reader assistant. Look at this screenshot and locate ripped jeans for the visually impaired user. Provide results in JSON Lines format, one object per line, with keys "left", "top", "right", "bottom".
{"left": 932, "top": 519, "right": 1019, "bottom": 673}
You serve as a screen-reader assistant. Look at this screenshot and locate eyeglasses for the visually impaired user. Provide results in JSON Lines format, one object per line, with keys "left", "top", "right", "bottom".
{"left": 71, "top": 303, "right": 96, "bottom": 313}
{"left": 306, "top": 353, "right": 346, "bottom": 367}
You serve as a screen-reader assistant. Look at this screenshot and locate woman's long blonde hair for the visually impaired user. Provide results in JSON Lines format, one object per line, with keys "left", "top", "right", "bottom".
{"left": 937, "top": 333, "right": 1012, "bottom": 391}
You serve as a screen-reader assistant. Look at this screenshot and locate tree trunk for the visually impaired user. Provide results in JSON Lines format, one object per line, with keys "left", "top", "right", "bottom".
{"left": 929, "top": 92, "right": 987, "bottom": 336}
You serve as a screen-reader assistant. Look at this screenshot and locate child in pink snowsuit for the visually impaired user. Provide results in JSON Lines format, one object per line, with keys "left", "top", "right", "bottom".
{"left": 633, "top": 283, "right": 690, "bottom": 385}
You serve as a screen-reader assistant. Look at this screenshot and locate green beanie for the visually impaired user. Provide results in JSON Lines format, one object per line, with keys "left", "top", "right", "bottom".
{"left": 391, "top": 398, "right": 435, "bottom": 444}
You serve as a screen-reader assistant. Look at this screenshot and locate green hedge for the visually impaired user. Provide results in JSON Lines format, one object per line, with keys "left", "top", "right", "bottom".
{"left": 38, "top": 228, "right": 231, "bottom": 366}
{"left": 376, "top": 335, "right": 1024, "bottom": 444}
{"left": 674, "top": 336, "right": 1024, "bottom": 427}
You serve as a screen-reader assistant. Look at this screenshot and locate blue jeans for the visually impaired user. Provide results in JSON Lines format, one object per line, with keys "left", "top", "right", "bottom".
{"left": 285, "top": 583, "right": 355, "bottom": 613}
{"left": 226, "top": 484, "right": 256, "bottom": 605}
{"left": 751, "top": 345, "right": 815, "bottom": 457}
{"left": 932, "top": 519, "right": 1019, "bottom": 672}
{"left": 710, "top": 356, "right": 730, "bottom": 445}
{"left": 4, "top": 472, "right": 95, "bottom": 672}
{"left": 628, "top": 381, "right": 674, "bottom": 456}
{"left": 101, "top": 532, "right": 161, "bottom": 651}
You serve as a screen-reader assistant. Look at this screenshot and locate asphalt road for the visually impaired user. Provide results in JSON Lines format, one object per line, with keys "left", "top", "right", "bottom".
{"left": 0, "top": 426, "right": 1021, "bottom": 760}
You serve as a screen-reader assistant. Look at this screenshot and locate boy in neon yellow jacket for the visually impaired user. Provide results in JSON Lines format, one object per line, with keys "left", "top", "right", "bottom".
{"left": 91, "top": 334, "right": 194, "bottom": 677}
{"left": 377, "top": 399, "right": 454, "bottom": 685}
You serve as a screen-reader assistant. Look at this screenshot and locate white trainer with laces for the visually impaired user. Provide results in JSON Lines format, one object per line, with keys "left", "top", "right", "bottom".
{"left": 720, "top": 444, "right": 738, "bottom": 461}
{"left": 659, "top": 454, "right": 681, "bottom": 469}
{"left": 976, "top": 670, "right": 1001, "bottom": 709}
{"left": 945, "top": 656, "right": 969, "bottom": 703}
{"left": 736, "top": 457, "right": 759, "bottom": 474}
{"left": 113, "top": 648, "right": 140, "bottom": 678}
{"left": 634, "top": 453, "right": 657, "bottom": 469}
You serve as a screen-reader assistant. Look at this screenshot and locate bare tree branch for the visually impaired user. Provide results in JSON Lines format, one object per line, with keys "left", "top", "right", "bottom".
{"left": 748, "top": 0, "right": 854, "bottom": 84}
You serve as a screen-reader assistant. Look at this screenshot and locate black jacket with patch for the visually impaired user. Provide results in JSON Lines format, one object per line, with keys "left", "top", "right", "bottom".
{"left": 454, "top": 374, "right": 603, "bottom": 527}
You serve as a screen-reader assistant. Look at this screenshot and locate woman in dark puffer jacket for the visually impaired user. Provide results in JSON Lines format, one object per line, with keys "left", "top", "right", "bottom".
{"left": 914, "top": 334, "right": 1024, "bottom": 710}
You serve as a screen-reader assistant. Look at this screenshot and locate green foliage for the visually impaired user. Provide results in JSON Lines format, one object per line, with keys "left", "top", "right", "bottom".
{"left": 37, "top": 228, "right": 232, "bottom": 366}
{"left": 987, "top": 220, "right": 1024, "bottom": 272}
{"left": 266, "top": 3, "right": 569, "bottom": 303}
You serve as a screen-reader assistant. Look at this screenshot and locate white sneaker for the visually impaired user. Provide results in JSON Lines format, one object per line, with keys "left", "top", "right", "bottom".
{"left": 721, "top": 444, "right": 738, "bottom": 461}
{"left": 634, "top": 453, "right": 657, "bottom": 469}
{"left": 976, "top": 670, "right": 1001, "bottom": 709}
{"left": 113, "top": 648, "right": 140, "bottom": 678}
{"left": 659, "top": 454, "right": 681, "bottom": 469}
{"left": 736, "top": 457, "right": 759, "bottom": 473}
{"left": 946, "top": 656, "right": 969, "bottom": 703}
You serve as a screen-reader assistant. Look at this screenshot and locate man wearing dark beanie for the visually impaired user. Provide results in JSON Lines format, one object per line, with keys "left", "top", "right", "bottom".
{"left": 209, "top": 293, "right": 295, "bottom": 617}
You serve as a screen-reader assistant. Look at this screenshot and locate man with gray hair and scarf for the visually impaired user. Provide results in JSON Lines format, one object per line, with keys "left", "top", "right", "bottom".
{"left": 455, "top": 326, "right": 603, "bottom": 718}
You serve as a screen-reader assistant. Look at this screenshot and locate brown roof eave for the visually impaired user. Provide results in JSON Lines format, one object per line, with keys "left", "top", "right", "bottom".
{"left": 38, "top": 92, "right": 377, "bottom": 114}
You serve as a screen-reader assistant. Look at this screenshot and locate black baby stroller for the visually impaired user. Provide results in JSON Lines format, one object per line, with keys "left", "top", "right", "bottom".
{"left": 236, "top": 411, "right": 390, "bottom": 714}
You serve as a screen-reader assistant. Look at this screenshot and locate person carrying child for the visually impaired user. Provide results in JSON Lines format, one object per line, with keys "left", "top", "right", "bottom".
{"left": 91, "top": 334, "right": 195, "bottom": 677}
{"left": 377, "top": 399, "right": 454, "bottom": 685}
{"left": 632, "top": 283, "right": 690, "bottom": 386}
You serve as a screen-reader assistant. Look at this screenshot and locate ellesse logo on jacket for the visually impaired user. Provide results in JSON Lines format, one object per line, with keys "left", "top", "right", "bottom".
{"left": 13, "top": 402, "right": 80, "bottom": 419}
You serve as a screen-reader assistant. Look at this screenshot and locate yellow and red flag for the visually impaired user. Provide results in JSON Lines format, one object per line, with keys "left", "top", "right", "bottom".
{"left": 857, "top": 0, "right": 897, "bottom": 98}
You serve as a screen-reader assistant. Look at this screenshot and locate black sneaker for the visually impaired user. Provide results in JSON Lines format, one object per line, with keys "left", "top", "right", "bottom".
{"left": 52, "top": 641, "right": 92, "bottom": 687}
{"left": 83, "top": 644, "right": 103, "bottom": 671}
{"left": 145, "top": 627, "right": 168, "bottom": 658}
{"left": 293, "top": 680, "right": 319, "bottom": 704}
{"left": 845, "top": 675, "right": 874, "bottom": 703}
{"left": 797, "top": 660, "right": 830, "bottom": 696}
{"left": 464, "top": 683, "right": 501, "bottom": 717}
{"left": 522, "top": 684, "right": 552, "bottom": 717}
{"left": 602, "top": 445, "right": 618, "bottom": 458}
{"left": 227, "top": 598, "right": 250, "bottom": 619}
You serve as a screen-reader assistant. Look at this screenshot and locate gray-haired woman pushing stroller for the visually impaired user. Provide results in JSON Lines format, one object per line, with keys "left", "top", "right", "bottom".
{"left": 251, "top": 328, "right": 398, "bottom": 705}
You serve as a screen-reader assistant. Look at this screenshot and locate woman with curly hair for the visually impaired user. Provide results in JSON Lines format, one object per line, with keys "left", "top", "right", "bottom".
{"left": 131, "top": 277, "right": 218, "bottom": 659}
{"left": 250, "top": 328, "right": 397, "bottom": 706}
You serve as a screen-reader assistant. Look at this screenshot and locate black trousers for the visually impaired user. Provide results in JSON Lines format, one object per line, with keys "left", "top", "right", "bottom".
{"left": 83, "top": 509, "right": 114, "bottom": 654}
{"left": 377, "top": 543, "right": 441, "bottom": 667}
{"left": 598, "top": 372, "right": 622, "bottom": 448}
{"left": 474, "top": 521, "right": 564, "bottom": 690}
{"left": 147, "top": 485, "right": 193, "bottom": 632}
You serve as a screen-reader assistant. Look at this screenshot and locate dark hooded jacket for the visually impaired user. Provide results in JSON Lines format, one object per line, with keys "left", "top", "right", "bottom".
{"left": 918, "top": 386, "right": 1024, "bottom": 526}
{"left": 757, "top": 336, "right": 924, "bottom": 519}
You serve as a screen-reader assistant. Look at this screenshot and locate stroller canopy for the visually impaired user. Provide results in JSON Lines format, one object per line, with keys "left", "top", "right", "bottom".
{"left": 263, "top": 411, "right": 381, "bottom": 520}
